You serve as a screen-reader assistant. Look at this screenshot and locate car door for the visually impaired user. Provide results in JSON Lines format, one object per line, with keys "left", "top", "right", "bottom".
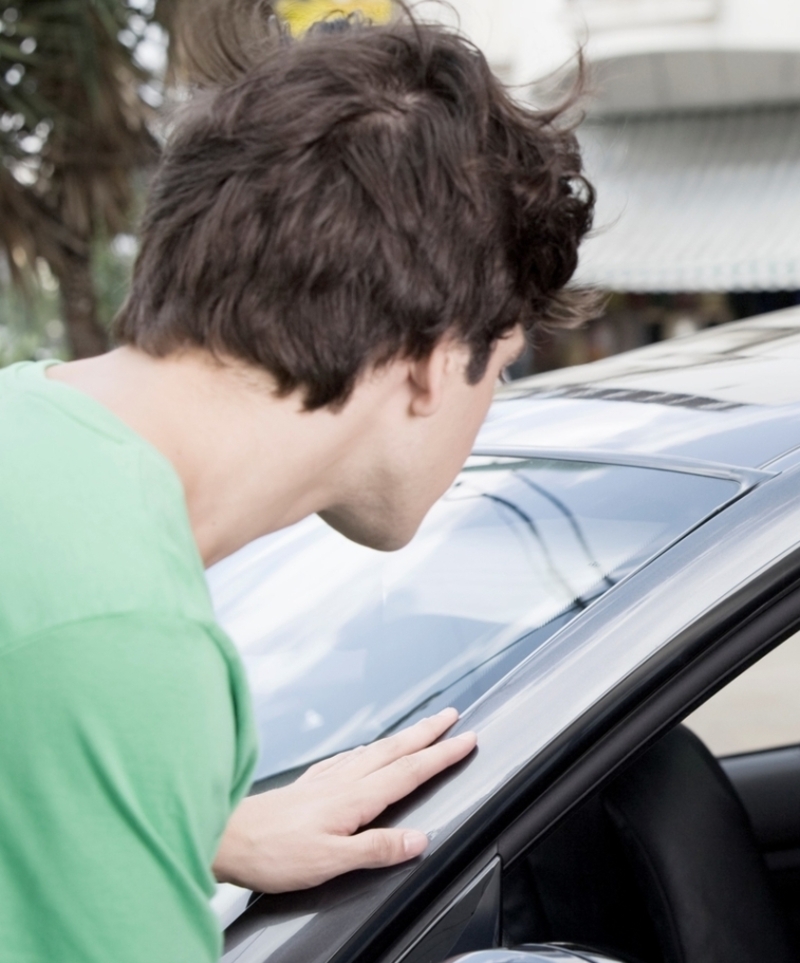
{"left": 376, "top": 573, "right": 800, "bottom": 963}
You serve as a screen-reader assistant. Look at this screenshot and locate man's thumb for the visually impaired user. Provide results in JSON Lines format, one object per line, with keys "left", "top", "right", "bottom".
{"left": 342, "top": 828, "right": 429, "bottom": 870}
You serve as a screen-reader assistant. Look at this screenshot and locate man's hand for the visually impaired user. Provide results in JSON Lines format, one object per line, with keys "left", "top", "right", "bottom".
{"left": 213, "top": 708, "right": 476, "bottom": 893}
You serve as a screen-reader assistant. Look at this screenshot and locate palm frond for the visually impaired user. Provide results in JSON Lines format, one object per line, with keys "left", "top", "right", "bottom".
{"left": 0, "top": 0, "right": 157, "bottom": 268}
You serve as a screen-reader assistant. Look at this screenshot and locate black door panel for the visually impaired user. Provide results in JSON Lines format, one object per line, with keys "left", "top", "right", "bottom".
{"left": 722, "top": 746, "right": 800, "bottom": 853}
{"left": 722, "top": 746, "right": 800, "bottom": 944}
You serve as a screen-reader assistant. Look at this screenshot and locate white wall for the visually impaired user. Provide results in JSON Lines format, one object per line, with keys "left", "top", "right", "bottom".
{"left": 436, "top": 0, "right": 800, "bottom": 91}
{"left": 585, "top": 0, "right": 800, "bottom": 60}
{"left": 417, "top": 0, "right": 574, "bottom": 84}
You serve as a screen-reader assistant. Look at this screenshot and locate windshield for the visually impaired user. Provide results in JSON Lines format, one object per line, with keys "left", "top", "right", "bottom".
{"left": 207, "top": 456, "right": 740, "bottom": 785}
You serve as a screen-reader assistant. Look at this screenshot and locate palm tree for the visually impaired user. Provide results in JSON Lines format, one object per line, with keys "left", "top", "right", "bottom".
{"left": 0, "top": 0, "right": 395, "bottom": 358}
{"left": 0, "top": 0, "right": 157, "bottom": 357}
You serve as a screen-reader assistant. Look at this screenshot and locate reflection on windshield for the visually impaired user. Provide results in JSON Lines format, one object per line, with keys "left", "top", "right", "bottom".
{"left": 207, "top": 457, "right": 739, "bottom": 783}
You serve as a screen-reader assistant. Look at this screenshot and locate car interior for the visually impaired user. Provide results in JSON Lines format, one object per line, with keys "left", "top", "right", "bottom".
{"left": 500, "top": 632, "right": 800, "bottom": 963}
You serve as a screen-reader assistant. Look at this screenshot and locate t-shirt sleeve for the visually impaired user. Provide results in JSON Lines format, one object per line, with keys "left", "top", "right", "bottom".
{"left": 0, "top": 612, "right": 257, "bottom": 963}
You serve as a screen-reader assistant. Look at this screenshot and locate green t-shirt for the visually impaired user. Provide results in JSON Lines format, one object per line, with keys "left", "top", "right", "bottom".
{"left": 0, "top": 361, "right": 258, "bottom": 962}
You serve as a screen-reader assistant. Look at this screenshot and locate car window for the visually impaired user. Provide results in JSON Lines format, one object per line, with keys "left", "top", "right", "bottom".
{"left": 684, "top": 629, "right": 800, "bottom": 756}
{"left": 207, "top": 456, "right": 739, "bottom": 785}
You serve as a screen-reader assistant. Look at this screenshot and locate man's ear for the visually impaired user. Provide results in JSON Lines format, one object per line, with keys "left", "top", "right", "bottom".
{"left": 407, "top": 339, "right": 466, "bottom": 418}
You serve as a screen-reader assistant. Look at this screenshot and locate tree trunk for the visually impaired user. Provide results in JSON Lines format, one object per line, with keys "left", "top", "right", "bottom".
{"left": 52, "top": 247, "right": 109, "bottom": 359}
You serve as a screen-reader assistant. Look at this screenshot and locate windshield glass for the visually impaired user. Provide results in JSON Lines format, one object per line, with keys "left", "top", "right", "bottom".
{"left": 207, "top": 457, "right": 740, "bottom": 784}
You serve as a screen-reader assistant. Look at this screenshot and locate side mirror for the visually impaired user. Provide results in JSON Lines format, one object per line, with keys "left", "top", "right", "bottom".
{"left": 448, "top": 945, "right": 628, "bottom": 963}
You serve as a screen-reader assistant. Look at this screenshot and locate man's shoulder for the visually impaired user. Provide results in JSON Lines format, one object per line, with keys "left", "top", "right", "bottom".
{"left": 0, "top": 362, "right": 212, "bottom": 642}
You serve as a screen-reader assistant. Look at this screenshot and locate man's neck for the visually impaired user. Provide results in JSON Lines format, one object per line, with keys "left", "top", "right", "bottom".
{"left": 47, "top": 347, "right": 375, "bottom": 566}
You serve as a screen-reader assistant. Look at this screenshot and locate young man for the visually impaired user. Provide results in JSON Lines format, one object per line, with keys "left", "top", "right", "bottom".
{"left": 0, "top": 16, "right": 594, "bottom": 963}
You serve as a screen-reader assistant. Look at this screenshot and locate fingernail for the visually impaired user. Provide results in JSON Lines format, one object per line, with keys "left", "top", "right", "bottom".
{"left": 403, "top": 831, "right": 428, "bottom": 857}
{"left": 456, "top": 731, "right": 477, "bottom": 744}
{"left": 436, "top": 707, "right": 458, "bottom": 720}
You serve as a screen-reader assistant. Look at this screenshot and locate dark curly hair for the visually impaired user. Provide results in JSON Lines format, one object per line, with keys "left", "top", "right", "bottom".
{"left": 115, "top": 14, "right": 596, "bottom": 409}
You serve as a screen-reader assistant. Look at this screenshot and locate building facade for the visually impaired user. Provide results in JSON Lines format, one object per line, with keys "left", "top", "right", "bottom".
{"left": 442, "top": 0, "right": 800, "bottom": 369}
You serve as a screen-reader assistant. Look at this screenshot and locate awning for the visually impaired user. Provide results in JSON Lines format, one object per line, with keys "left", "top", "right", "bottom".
{"left": 574, "top": 106, "right": 800, "bottom": 292}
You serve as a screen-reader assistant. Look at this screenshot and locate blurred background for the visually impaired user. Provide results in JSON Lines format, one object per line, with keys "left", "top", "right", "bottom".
{"left": 1, "top": 0, "right": 799, "bottom": 372}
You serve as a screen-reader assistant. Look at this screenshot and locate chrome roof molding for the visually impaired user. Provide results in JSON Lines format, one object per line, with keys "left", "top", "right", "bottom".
{"left": 471, "top": 447, "right": 773, "bottom": 489}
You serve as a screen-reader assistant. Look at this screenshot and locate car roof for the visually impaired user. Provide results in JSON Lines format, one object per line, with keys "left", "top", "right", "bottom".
{"left": 481, "top": 308, "right": 800, "bottom": 470}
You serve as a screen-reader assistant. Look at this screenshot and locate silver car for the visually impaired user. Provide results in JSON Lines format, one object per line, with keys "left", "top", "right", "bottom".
{"left": 211, "top": 310, "right": 800, "bottom": 963}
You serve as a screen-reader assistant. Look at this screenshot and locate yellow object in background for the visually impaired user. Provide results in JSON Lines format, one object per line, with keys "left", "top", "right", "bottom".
{"left": 275, "top": 0, "right": 393, "bottom": 36}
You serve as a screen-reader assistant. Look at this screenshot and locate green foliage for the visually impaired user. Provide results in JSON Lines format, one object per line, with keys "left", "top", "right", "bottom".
{"left": 93, "top": 234, "right": 136, "bottom": 328}
{"left": 0, "top": 234, "right": 135, "bottom": 364}
{"left": 0, "top": 0, "right": 160, "bottom": 358}
{"left": 0, "top": 265, "right": 63, "bottom": 365}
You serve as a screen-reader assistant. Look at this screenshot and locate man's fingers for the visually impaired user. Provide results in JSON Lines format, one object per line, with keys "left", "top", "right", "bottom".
{"left": 356, "top": 731, "right": 477, "bottom": 824}
{"left": 216, "top": 726, "right": 476, "bottom": 892}
{"left": 299, "top": 747, "right": 364, "bottom": 780}
{"left": 332, "top": 827, "right": 430, "bottom": 873}
{"left": 321, "top": 708, "right": 461, "bottom": 781}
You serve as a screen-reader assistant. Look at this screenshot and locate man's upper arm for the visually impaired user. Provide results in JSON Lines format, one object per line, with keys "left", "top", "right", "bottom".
{"left": 0, "top": 612, "right": 255, "bottom": 963}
